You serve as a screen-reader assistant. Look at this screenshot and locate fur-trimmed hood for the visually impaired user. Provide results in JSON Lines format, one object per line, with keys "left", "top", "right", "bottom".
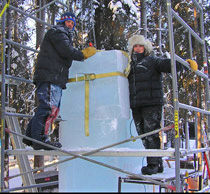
{"left": 128, "top": 35, "right": 153, "bottom": 56}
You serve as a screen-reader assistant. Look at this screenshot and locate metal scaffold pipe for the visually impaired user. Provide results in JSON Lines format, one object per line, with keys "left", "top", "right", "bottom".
{"left": 0, "top": 0, "right": 7, "bottom": 191}
{"left": 166, "top": 0, "right": 181, "bottom": 191}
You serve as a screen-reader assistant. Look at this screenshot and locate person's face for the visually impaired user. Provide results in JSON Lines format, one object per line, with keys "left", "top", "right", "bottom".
{"left": 133, "top": 44, "right": 145, "bottom": 54}
{"left": 65, "top": 20, "right": 75, "bottom": 29}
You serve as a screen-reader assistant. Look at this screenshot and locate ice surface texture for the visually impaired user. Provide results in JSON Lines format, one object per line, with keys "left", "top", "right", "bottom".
{"left": 59, "top": 50, "right": 144, "bottom": 192}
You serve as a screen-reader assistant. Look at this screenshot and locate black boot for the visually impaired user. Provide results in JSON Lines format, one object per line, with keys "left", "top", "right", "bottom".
{"left": 32, "top": 135, "right": 62, "bottom": 150}
{"left": 22, "top": 130, "right": 32, "bottom": 146}
{"left": 158, "top": 162, "right": 163, "bottom": 173}
{"left": 141, "top": 164, "right": 158, "bottom": 175}
{"left": 158, "top": 158, "right": 164, "bottom": 173}
{"left": 22, "top": 120, "right": 33, "bottom": 146}
{"left": 22, "top": 137, "right": 32, "bottom": 146}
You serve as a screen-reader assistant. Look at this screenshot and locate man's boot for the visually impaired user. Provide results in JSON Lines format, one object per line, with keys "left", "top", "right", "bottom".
{"left": 22, "top": 130, "right": 32, "bottom": 146}
{"left": 32, "top": 135, "right": 62, "bottom": 150}
{"left": 22, "top": 120, "right": 33, "bottom": 146}
{"left": 22, "top": 136, "right": 33, "bottom": 146}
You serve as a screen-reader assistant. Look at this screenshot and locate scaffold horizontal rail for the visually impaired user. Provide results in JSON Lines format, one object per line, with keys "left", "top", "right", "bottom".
{"left": 7, "top": 147, "right": 210, "bottom": 157}
{"left": 6, "top": 148, "right": 177, "bottom": 157}
{"left": 171, "top": 9, "right": 204, "bottom": 45}
{"left": 5, "top": 124, "right": 175, "bottom": 158}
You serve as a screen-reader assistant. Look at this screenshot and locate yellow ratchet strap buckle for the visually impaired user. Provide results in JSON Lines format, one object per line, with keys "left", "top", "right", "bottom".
{"left": 84, "top": 73, "right": 96, "bottom": 81}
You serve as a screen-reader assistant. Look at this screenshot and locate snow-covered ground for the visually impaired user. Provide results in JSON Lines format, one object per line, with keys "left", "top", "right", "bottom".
{"left": 8, "top": 155, "right": 59, "bottom": 193}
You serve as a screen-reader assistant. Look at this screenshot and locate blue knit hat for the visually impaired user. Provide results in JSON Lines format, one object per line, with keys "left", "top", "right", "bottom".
{"left": 56, "top": 12, "right": 76, "bottom": 30}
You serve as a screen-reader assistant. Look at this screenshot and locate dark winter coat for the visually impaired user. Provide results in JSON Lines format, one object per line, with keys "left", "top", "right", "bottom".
{"left": 33, "top": 23, "right": 84, "bottom": 89}
{"left": 128, "top": 53, "right": 182, "bottom": 109}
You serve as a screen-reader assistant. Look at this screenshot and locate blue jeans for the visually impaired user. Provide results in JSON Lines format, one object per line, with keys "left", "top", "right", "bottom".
{"left": 26, "top": 82, "right": 62, "bottom": 142}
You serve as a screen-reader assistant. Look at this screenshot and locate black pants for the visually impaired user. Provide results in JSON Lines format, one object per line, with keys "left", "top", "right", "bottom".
{"left": 132, "top": 105, "right": 162, "bottom": 165}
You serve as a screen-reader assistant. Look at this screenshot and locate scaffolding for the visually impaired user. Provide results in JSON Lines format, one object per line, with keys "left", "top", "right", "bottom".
{"left": 0, "top": 0, "right": 210, "bottom": 192}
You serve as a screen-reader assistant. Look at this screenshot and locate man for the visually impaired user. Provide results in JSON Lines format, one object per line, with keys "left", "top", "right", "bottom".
{"left": 23, "top": 12, "right": 96, "bottom": 150}
{"left": 127, "top": 34, "right": 198, "bottom": 175}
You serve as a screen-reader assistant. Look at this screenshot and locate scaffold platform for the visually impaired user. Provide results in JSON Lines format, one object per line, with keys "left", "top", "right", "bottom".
{"left": 118, "top": 168, "right": 202, "bottom": 192}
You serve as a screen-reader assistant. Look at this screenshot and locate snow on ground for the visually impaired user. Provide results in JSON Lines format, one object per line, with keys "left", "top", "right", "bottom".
{"left": 8, "top": 155, "right": 59, "bottom": 192}
{"left": 8, "top": 163, "right": 22, "bottom": 190}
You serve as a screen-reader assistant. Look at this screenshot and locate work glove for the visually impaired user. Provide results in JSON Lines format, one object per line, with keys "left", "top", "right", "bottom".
{"left": 81, "top": 47, "right": 97, "bottom": 59}
{"left": 186, "top": 59, "right": 198, "bottom": 71}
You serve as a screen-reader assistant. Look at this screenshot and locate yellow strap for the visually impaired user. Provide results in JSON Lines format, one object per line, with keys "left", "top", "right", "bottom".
{"left": 0, "top": 0, "right": 10, "bottom": 18}
{"left": 124, "top": 60, "right": 131, "bottom": 77}
{"left": 84, "top": 78, "right": 89, "bottom": 136}
{"left": 120, "top": 50, "right": 129, "bottom": 58}
{"left": 68, "top": 71, "right": 126, "bottom": 83}
{"left": 119, "top": 50, "right": 131, "bottom": 77}
{"left": 0, "top": 0, "right": 10, "bottom": 64}
{"left": 68, "top": 71, "right": 126, "bottom": 136}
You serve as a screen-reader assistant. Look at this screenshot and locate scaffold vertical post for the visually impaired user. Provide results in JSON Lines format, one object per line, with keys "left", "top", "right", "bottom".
{"left": 166, "top": 0, "right": 181, "bottom": 192}
{"left": 199, "top": 4, "right": 210, "bottom": 145}
{"left": 0, "top": 0, "right": 7, "bottom": 192}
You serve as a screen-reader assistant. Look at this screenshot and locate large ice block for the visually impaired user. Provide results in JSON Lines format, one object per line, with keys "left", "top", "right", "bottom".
{"left": 59, "top": 50, "right": 147, "bottom": 192}
{"left": 61, "top": 50, "right": 130, "bottom": 120}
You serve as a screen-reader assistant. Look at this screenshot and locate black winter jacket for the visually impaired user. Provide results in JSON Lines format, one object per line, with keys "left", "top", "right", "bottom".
{"left": 33, "top": 24, "right": 84, "bottom": 89}
{"left": 128, "top": 53, "right": 182, "bottom": 109}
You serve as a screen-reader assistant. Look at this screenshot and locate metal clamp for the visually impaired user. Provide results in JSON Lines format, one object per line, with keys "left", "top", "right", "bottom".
{"left": 76, "top": 73, "right": 96, "bottom": 81}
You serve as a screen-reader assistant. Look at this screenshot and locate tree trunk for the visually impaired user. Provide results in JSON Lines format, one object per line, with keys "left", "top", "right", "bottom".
{"left": 156, "top": 0, "right": 162, "bottom": 55}
{"left": 36, "top": 0, "right": 46, "bottom": 50}
{"left": 140, "top": 0, "right": 147, "bottom": 38}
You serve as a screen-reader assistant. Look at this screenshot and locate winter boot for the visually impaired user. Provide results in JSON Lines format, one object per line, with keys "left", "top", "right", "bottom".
{"left": 32, "top": 135, "right": 62, "bottom": 150}
{"left": 158, "top": 162, "right": 164, "bottom": 173}
{"left": 22, "top": 120, "right": 33, "bottom": 146}
{"left": 22, "top": 137, "right": 32, "bottom": 146}
{"left": 141, "top": 164, "right": 158, "bottom": 175}
{"left": 22, "top": 130, "right": 32, "bottom": 146}
{"left": 158, "top": 158, "right": 164, "bottom": 173}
